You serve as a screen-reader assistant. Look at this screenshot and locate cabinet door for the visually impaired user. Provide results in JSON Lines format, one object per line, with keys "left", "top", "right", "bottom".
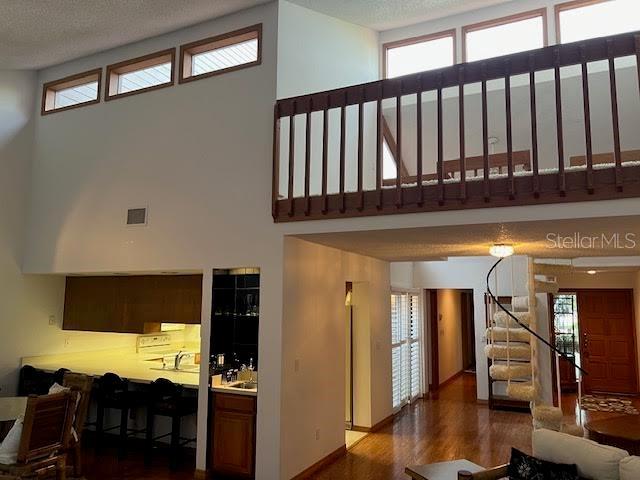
{"left": 212, "top": 410, "right": 255, "bottom": 476}
{"left": 158, "top": 275, "right": 203, "bottom": 324}
{"left": 63, "top": 277, "right": 123, "bottom": 332}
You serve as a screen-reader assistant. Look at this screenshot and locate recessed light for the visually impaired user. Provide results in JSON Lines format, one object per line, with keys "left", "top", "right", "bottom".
{"left": 587, "top": 270, "right": 597, "bottom": 275}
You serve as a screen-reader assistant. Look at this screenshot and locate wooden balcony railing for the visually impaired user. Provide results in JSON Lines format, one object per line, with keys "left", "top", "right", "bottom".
{"left": 272, "top": 31, "right": 640, "bottom": 222}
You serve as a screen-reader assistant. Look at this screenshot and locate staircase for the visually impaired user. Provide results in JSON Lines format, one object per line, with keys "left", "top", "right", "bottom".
{"left": 485, "top": 257, "right": 585, "bottom": 436}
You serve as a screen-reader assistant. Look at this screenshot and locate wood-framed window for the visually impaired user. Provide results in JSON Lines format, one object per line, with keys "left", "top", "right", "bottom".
{"left": 555, "top": 0, "right": 639, "bottom": 44}
{"left": 41, "top": 69, "right": 102, "bottom": 115}
{"left": 179, "top": 24, "right": 262, "bottom": 84}
{"left": 383, "top": 29, "right": 456, "bottom": 79}
{"left": 105, "top": 49, "right": 175, "bottom": 101}
{"left": 462, "top": 8, "right": 548, "bottom": 62}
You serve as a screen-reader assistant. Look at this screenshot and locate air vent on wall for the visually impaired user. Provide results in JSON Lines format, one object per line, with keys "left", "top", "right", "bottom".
{"left": 127, "top": 207, "right": 147, "bottom": 226}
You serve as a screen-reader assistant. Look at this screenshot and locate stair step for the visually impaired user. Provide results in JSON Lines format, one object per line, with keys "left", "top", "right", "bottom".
{"left": 512, "top": 296, "right": 532, "bottom": 312}
{"left": 534, "top": 279, "right": 559, "bottom": 294}
{"left": 493, "top": 311, "right": 532, "bottom": 328}
{"left": 506, "top": 382, "right": 538, "bottom": 401}
{"left": 533, "top": 263, "right": 573, "bottom": 276}
{"left": 489, "top": 364, "right": 532, "bottom": 380}
{"left": 487, "top": 327, "right": 531, "bottom": 343}
{"left": 484, "top": 344, "right": 531, "bottom": 361}
{"left": 532, "top": 405, "right": 562, "bottom": 422}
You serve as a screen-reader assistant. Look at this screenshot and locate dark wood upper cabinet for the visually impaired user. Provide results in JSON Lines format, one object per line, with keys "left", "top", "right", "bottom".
{"left": 63, "top": 275, "right": 202, "bottom": 333}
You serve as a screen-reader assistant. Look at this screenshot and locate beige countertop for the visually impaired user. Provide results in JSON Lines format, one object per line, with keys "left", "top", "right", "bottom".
{"left": 211, "top": 383, "right": 258, "bottom": 397}
{"left": 22, "top": 346, "right": 202, "bottom": 389}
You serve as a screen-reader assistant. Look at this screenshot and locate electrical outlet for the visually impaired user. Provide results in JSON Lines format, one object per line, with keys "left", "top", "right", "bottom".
{"left": 64, "top": 337, "right": 71, "bottom": 347}
{"left": 315, "top": 428, "right": 320, "bottom": 440}
{"left": 48, "top": 315, "right": 56, "bottom": 326}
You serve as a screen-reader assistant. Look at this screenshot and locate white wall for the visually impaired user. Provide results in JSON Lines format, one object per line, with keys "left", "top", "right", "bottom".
{"left": 436, "top": 289, "right": 463, "bottom": 384}
{"left": 390, "top": 261, "right": 414, "bottom": 289}
{"left": 280, "top": 237, "right": 391, "bottom": 479}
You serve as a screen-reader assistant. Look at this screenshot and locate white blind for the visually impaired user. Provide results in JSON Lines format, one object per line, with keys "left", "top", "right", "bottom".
{"left": 391, "top": 292, "right": 422, "bottom": 409}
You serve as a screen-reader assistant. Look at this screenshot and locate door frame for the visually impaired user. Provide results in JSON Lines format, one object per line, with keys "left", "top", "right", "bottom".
{"left": 550, "top": 288, "right": 638, "bottom": 399}
{"left": 427, "top": 289, "right": 439, "bottom": 391}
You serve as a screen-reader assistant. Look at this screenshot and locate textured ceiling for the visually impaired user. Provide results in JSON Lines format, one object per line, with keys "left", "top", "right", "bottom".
{"left": 288, "top": 0, "right": 512, "bottom": 31}
{"left": 0, "top": 0, "right": 270, "bottom": 69}
{"left": 295, "top": 215, "right": 640, "bottom": 262}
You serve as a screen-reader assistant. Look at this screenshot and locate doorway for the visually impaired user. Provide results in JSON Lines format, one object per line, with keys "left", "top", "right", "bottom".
{"left": 578, "top": 289, "right": 638, "bottom": 395}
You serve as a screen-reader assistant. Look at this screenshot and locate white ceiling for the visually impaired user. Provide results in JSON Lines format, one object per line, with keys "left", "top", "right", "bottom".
{"left": 288, "top": 0, "right": 513, "bottom": 31}
{"left": 0, "top": 0, "right": 270, "bottom": 70}
{"left": 295, "top": 215, "right": 640, "bottom": 262}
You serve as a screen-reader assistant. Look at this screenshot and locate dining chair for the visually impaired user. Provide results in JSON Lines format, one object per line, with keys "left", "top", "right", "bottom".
{"left": 62, "top": 372, "right": 94, "bottom": 477}
{"left": 0, "top": 391, "right": 78, "bottom": 480}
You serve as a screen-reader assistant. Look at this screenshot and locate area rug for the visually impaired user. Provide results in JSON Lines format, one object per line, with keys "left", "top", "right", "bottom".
{"left": 580, "top": 395, "right": 639, "bottom": 415}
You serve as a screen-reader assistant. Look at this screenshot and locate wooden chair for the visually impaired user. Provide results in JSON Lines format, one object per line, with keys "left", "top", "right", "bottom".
{"left": 457, "top": 465, "right": 508, "bottom": 479}
{"left": 62, "top": 373, "right": 93, "bottom": 477}
{"left": 0, "top": 391, "right": 78, "bottom": 480}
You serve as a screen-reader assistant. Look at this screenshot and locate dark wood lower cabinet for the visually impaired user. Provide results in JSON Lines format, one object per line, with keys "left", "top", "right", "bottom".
{"left": 210, "top": 392, "right": 256, "bottom": 478}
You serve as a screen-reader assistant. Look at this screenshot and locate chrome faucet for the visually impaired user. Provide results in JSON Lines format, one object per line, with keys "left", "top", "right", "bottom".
{"left": 174, "top": 351, "right": 189, "bottom": 370}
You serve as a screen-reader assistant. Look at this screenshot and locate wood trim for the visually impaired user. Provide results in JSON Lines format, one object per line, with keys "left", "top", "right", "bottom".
{"left": 41, "top": 68, "right": 102, "bottom": 115}
{"left": 460, "top": 8, "right": 548, "bottom": 63}
{"left": 382, "top": 29, "right": 456, "bottom": 79}
{"left": 439, "top": 369, "right": 465, "bottom": 389}
{"left": 429, "top": 289, "right": 440, "bottom": 391}
{"left": 179, "top": 24, "right": 262, "bottom": 84}
{"left": 554, "top": 0, "right": 611, "bottom": 44}
{"left": 290, "top": 445, "right": 347, "bottom": 480}
{"left": 105, "top": 48, "right": 176, "bottom": 102}
{"left": 351, "top": 412, "right": 395, "bottom": 433}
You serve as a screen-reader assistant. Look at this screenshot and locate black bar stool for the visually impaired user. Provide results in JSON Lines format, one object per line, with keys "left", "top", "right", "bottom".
{"left": 145, "top": 378, "right": 197, "bottom": 469}
{"left": 94, "top": 372, "right": 147, "bottom": 458}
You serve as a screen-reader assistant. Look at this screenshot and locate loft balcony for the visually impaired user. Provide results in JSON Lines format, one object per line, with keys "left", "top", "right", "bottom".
{"left": 271, "top": 31, "right": 640, "bottom": 222}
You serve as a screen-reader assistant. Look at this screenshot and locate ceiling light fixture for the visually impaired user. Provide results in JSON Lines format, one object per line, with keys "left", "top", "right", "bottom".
{"left": 587, "top": 270, "right": 597, "bottom": 275}
{"left": 489, "top": 244, "right": 514, "bottom": 258}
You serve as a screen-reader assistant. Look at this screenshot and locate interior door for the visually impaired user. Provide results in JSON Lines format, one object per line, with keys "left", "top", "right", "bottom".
{"left": 579, "top": 290, "right": 638, "bottom": 394}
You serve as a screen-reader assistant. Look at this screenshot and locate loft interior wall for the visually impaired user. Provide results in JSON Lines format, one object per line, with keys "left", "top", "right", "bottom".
{"left": 281, "top": 237, "right": 391, "bottom": 479}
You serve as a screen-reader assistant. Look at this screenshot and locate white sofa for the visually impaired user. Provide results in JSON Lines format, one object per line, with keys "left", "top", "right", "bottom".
{"left": 532, "top": 429, "right": 640, "bottom": 480}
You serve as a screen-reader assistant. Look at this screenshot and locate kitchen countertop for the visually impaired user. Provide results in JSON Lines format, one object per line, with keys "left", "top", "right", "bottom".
{"left": 211, "top": 383, "right": 258, "bottom": 397}
{"left": 22, "top": 346, "right": 201, "bottom": 389}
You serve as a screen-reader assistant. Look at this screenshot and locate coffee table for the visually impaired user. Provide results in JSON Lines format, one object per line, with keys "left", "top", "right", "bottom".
{"left": 406, "top": 459, "right": 484, "bottom": 480}
{"left": 585, "top": 415, "right": 640, "bottom": 455}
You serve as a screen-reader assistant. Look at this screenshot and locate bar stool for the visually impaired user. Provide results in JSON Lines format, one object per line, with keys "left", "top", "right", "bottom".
{"left": 94, "top": 372, "right": 147, "bottom": 458}
{"left": 17, "top": 365, "right": 49, "bottom": 396}
{"left": 145, "top": 378, "right": 198, "bottom": 469}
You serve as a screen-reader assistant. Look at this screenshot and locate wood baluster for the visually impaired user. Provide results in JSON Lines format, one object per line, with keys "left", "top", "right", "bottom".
{"left": 339, "top": 92, "right": 347, "bottom": 213}
{"left": 272, "top": 103, "right": 281, "bottom": 219}
{"left": 287, "top": 102, "right": 296, "bottom": 217}
{"left": 554, "top": 48, "right": 566, "bottom": 196}
{"left": 321, "top": 99, "right": 329, "bottom": 214}
{"left": 481, "top": 63, "right": 490, "bottom": 202}
{"left": 376, "top": 91, "right": 383, "bottom": 209}
{"left": 416, "top": 86, "right": 424, "bottom": 207}
{"left": 580, "top": 45, "right": 594, "bottom": 194}
{"left": 437, "top": 74, "right": 444, "bottom": 205}
{"left": 357, "top": 89, "right": 365, "bottom": 211}
{"left": 395, "top": 86, "right": 403, "bottom": 208}
{"left": 304, "top": 106, "right": 312, "bottom": 215}
{"left": 505, "top": 59, "right": 514, "bottom": 199}
{"left": 608, "top": 40, "right": 623, "bottom": 191}
{"left": 459, "top": 66, "right": 466, "bottom": 202}
{"left": 529, "top": 53, "right": 540, "bottom": 198}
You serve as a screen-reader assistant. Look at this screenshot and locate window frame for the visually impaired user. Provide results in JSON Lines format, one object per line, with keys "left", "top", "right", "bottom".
{"left": 554, "top": 0, "right": 618, "bottom": 44}
{"left": 41, "top": 68, "right": 102, "bottom": 116}
{"left": 382, "top": 28, "right": 457, "bottom": 79}
{"left": 105, "top": 48, "right": 176, "bottom": 101}
{"left": 178, "top": 24, "right": 262, "bottom": 84}
{"left": 461, "top": 8, "right": 548, "bottom": 63}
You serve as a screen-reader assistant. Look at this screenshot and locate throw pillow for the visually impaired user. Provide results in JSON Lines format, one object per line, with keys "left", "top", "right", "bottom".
{"left": 0, "top": 416, "right": 23, "bottom": 465}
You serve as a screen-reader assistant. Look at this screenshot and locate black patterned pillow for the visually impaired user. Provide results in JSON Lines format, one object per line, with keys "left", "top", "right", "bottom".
{"left": 508, "top": 448, "right": 546, "bottom": 480}
{"left": 507, "top": 448, "right": 579, "bottom": 480}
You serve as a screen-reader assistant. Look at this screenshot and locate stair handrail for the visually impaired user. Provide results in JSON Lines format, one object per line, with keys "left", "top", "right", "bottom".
{"left": 486, "top": 257, "right": 587, "bottom": 375}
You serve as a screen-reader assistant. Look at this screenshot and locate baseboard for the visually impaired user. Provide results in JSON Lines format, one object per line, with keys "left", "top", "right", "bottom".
{"left": 438, "top": 369, "right": 465, "bottom": 389}
{"left": 194, "top": 469, "right": 208, "bottom": 480}
{"left": 352, "top": 412, "right": 395, "bottom": 433}
{"left": 290, "top": 444, "right": 346, "bottom": 480}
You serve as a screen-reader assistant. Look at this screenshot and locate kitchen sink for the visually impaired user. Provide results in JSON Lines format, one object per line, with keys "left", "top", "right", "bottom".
{"left": 149, "top": 365, "right": 200, "bottom": 374}
{"left": 229, "top": 381, "right": 258, "bottom": 390}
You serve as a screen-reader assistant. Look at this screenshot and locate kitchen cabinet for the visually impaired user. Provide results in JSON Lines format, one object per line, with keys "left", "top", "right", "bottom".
{"left": 210, "top": 392, "right": 256, "bottom": 478}
{"left": 63, "top": 275, "right": 202, "bottom": 333}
